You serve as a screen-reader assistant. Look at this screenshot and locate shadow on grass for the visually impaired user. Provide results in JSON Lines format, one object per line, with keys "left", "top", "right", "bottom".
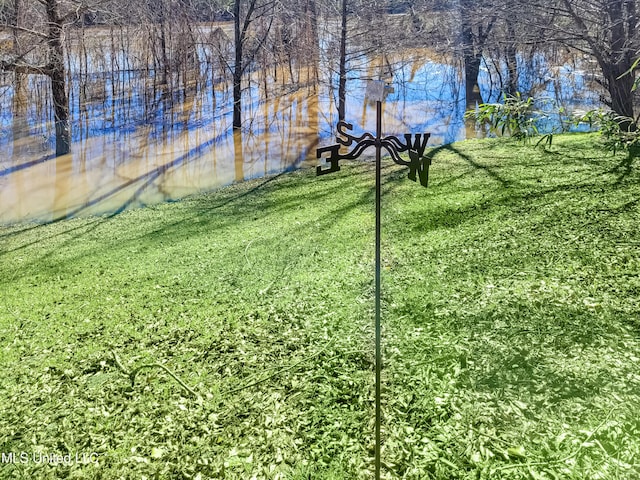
{"left": 609, "top": 149, "right": 638, "bottom": 185}
{"left": 0, "top": 216, "right": 109, "bottom": 256}
{"left": 128, "top": 141, "right": 635, "bottom": 257}
{"left": 434, "top": 144, "right": 514, "bottom": 188}
{"left": 398, "top": 297, "right": 636, "bottom": 415}
{"left": 474, "top": 346, "right": 607, "bottom": 405}
{"left": 0, "top": 169, "right": 293, "bottom": 253}
{"left": 139, "top": 162, "right": 405, "bottom": 248}
{"left": 466, "top": 306, "right": 624, "bottom": 407}
{"left": 0, "top": 162, "right": 385, "bottom": 283}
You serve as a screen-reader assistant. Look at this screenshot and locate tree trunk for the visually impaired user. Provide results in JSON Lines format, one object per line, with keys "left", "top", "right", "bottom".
{"left": 464, "top": 54, "right": 482, "bottom": 105}
{"left": 603, "top": 0, "right": 635, "bottom": 121}
{"left": 462, "top": 20, "right": 483, "bottom": 105}
{"left": 460, "top": 0, "right": 481, "bottom": 105}
{"left": 604, "top": 62, "right": 635, "bottom": 120}
{"left": 158, "top": 0, "right": 170, "bottom": 86}
{"left": 306, "top": 0, "right": 319, "bottom": 85}
{"left": 12, "top": 0, "right": 28, "bottom": 114}
{"left": 338, "top": 0, "right": 347, "bottom": 121}
{"left": 233, "top": 0, "right": 242, "bottom": 130}
{"left": 51, "top": 68, "right": 70, "bottom": 156}
{"left": 559, "top": 0, "right": 637, "bottom": 122}
{"left": 459, "top": 0, "right": 495, "bottom": 105}
{"left": 505, "top": 21, "right": 518, "bottom": 95}
{"left": 46, "top": 0, "right": 70, "bottom": 156}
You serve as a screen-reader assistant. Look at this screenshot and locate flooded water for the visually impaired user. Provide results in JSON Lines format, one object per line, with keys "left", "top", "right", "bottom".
{"left": 1, "top": 87, "right": 324, "bottom": 223}
{"left": 0, "top": 27, "right": 601, "bottom": 224}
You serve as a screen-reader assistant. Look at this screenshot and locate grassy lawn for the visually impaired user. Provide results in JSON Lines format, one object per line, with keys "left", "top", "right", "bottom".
{"left": 1, "top": 133, "right": 639, "bottom": 479}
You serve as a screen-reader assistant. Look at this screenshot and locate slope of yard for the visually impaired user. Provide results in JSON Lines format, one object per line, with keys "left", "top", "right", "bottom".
{"left": 1, "top": 133, "right": 639, "bottom": 479}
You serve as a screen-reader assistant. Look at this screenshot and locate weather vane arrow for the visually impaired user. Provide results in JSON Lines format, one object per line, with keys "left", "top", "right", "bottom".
{"left": 315, "top": 80, "right": 432, "bottom": 480}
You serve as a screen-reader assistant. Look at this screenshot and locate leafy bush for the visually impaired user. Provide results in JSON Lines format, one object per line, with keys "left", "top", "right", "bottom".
{"left": 574, "top": 109, "right": 640, "bottom": 154}
{"left": 465, "top": 93, "right": 555, "bottom": 146}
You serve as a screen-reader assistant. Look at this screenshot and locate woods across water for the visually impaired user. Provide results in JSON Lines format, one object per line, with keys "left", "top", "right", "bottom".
{"left": 2, "top": 0, "right": 636, "bottom": 139}
{"left": 0, "top": 0, "right": 637, "bottom": 223}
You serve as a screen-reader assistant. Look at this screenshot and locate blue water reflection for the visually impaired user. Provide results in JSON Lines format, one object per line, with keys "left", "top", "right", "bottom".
{"left": 0, "top": 47, "right": 601, "bottom": 224}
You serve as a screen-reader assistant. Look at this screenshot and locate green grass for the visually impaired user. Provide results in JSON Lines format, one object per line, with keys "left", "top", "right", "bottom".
{"left": 1, "top": 133, "right": 639, "bottom": 479}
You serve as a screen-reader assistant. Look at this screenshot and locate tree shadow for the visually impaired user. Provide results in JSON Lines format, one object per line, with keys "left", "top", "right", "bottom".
{"left": 0, "top": 216, "right": 109, "bottom": 256}
{"left": 0, "top": 153, "right": 54, "bottom": 178}
{"left": 609, "top": 148, "right": 638, "bottom": 185}
{"left": 137, "top": 161, "right": 402, "bottom": 249}
{"left": 437, "top": 144, "right": 513, "bottom": 188}
{"left": 459, "top": 303, "right": 636, "bottom": 409}
{"left": 1, "top": 157, "right": 412, "bottom": 287}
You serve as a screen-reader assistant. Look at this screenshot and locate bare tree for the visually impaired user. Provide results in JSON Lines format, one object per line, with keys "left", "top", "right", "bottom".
{"left": 454, "top": 0, "right": 640, "bottom": 119}
{"left": 541, "top": 0, "right": 639, "bottom": 121}
{"left": 337, "top": 0, "right": 347, "bottom": 120}
{"left": 315, "top": 0, "right": 406, "bottom": 121}
{"left": 0, "top": 0, "right": 112, "bottom": 155}
{"left": 232, "top": 0, "right": 277, "bottom": 129}
{"left": 457, "top": 0, "right": 497, "bottom": 105}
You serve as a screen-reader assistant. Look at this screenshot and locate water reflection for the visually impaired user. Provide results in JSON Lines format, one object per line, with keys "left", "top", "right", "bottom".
{"left": 0, "top": 44, "right": 600, "bottom": 224}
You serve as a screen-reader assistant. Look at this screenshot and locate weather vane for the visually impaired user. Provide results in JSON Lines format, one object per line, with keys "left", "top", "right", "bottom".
{"left": 316, "top": 80, "right": 432, "bottom": 480}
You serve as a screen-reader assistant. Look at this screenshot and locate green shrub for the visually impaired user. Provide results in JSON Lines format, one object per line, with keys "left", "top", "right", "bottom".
{"left": 574, "top": 109, "right": 640, "bottom": 154}
{"left": 465, "top": 93, "right": 554, "bottom": 146}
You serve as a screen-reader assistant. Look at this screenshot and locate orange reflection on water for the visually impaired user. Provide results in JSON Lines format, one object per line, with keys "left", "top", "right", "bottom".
{"left": 1, "top": 88, "right": 321, "bottom": 224}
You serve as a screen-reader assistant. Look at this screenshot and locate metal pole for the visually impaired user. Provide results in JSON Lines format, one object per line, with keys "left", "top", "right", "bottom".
{"left": 316, "top": 86, "right": 431, "bottom": 479}
{"left": 375, "top": 100, "right": 382, "bottom": 480}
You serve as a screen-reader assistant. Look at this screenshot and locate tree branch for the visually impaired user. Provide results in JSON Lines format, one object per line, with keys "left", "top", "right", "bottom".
{"left": 5, "top": 25, "right": 50, "bottom": 41}
{"left": 0, "top": 59, "right": 52, "bottom": 76}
